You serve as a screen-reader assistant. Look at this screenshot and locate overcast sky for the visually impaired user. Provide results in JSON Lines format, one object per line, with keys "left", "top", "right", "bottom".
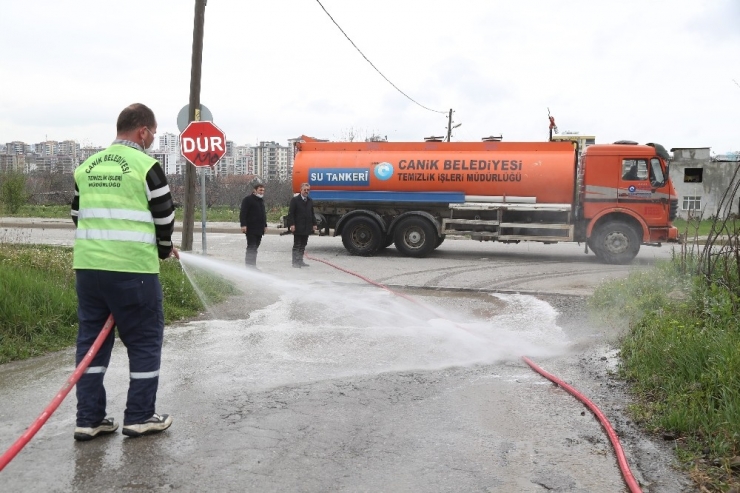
{"left": 1, "top": 0, "right": 738, "bottom": 152}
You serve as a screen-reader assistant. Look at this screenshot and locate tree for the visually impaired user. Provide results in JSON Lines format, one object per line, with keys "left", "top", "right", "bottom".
{"left": 0, "top": 172, "right": 28, "bottom": 214}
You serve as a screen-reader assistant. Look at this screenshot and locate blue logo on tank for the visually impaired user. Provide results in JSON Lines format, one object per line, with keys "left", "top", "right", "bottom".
{"left": 374, "top": 162, "right": 394, "bottom": 181}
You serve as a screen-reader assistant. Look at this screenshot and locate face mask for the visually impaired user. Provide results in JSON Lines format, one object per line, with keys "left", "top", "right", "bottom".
{"left": 142, "top": 127, "right": 155, "bottom": 152}
{"left": 255, "top": 193, "right": 264, "bottom": 198}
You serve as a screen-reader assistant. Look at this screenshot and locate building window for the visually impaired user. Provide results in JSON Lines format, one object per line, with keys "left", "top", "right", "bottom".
{"left": 684, "top": 168, "right": 703, "bottom": 183}
{"left": 682, "top": 196, "right": 701, "bottom": 211}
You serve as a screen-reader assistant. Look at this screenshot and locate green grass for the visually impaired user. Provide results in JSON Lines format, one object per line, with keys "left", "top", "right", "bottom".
{"left": 4, "top": 204, "right": 71, "bottom": 218}
{"left": 0, "top": 244, "right": 238, "bottom": 364}
{"left": 175, "top": 205, "right": 287, "bottom": 223}
{"left": 591, "top": 257, "right": 740, "bottom": 491}
{"left": 4, "top": 204, "right": 287, "bottom": 223}
{"left": 673, "top": 218, "right": 740, "bottom": 238}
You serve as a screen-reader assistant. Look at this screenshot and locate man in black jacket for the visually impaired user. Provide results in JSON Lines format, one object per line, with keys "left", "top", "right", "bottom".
{"left": 287, "top": 182, "right": 317, "bottom": 268}
{"left": 240, "top": 182, "right": 267, "bottom": 269}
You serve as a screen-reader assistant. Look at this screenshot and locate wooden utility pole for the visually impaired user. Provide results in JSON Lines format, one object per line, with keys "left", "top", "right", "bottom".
{"left": 446, "top": 109, "right": 453, "bottom": 142}
{"left": 182, "top": 0, "right": 207, "bottom": 251}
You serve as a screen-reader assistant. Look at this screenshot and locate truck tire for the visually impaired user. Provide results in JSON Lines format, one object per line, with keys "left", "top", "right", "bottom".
{"left": 394, "top": 217, "right": 437, "bottom": 257}
{"left": 435, "top": 235, "right": 446, "bottom": 249}
{"left": 586, "top": 238, "right": 603, "bottom": 261}
{"left": 591, "top": 221, "right": 641, "bottom": 264}
{"left": 341, "top": 216, "right": 382, "bottom": 256}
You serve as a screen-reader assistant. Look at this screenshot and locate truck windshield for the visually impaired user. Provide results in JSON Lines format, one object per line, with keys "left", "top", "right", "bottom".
{"left": 649, "top": 157, "right": 666, "bottom": 187}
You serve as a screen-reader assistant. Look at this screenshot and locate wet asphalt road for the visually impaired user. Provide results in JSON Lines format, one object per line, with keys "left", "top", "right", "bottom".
{"left": 0, "top": 222, "right": 692, "bottom": 492}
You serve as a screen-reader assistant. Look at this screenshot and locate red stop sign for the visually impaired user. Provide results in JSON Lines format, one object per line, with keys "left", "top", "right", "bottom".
{"left": 180, "top": 121, "right": 226, "bottom": 167}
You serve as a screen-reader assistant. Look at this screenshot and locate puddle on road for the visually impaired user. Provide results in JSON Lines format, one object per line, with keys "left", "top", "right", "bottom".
{"left": 172, "top": 254, "right": 571, "bottom": 392}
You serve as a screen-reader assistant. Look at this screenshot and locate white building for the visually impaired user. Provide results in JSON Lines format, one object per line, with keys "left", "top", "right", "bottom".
{"left": 4, "top": 141, "right": 30, "bottom": 155}
{"left": 158, "top": 133, "right": 179, "bottom": 154}
{"left": 234, "top": 145, "right": 252, "bottom": 175}
{"left": 252, "top": 141, "right": 291, "bottom": 182}
{"left": 151, "top": 151, "right": 182, "bottom": 176}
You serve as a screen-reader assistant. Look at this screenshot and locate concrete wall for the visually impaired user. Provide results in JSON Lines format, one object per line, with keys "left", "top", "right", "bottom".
{"left": 669, "top": 147, "right": 740, "bottom": 219}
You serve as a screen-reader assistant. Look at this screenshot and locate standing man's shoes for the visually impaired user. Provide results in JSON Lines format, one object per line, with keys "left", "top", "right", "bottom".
{"left": 122, "top": 413, "right": 173, "bottom": 438}
{"left": 74, "top": 417, "right": 118, "bottom": 441}
{"left": 299, "top": 261, "right": 310, "bottom": 267}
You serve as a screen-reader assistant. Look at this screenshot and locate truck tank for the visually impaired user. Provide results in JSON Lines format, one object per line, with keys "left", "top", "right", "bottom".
{"left": 292, "top": 140, "right": 578, "bottom": 205}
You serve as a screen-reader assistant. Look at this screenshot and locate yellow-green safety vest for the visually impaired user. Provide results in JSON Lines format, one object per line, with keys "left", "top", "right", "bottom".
{"left": 73, "top": 144, "right": 160, "bottom": 273}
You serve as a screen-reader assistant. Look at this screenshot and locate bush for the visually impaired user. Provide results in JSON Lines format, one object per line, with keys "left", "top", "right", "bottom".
{"left": 591, "top": 255, "right": 740, "bottom": 490}
{"left": 0, "top": 172, "right": 29, "bottom": 214}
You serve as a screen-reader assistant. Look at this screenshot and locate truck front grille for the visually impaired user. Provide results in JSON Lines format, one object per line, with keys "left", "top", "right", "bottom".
{"left": 669, "top": 198, "right": 678, "bottom": 221}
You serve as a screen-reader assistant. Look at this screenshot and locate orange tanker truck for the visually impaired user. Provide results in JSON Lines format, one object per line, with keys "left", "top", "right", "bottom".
{"left": 291, "top": 136, "right": 679, "bottom": 264}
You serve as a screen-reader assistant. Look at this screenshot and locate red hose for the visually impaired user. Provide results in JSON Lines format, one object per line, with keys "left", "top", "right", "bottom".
{"left": 522, "top": 357, "right": 642, "bottom": 492}
{"left": 0, "top": 314, "right": 115, "bottom": 472}
{"left": 305, "top": 254, "right": 473, "bottom": 333}
{"left": 305, "top": 253, "right": 642, "bottom": 493}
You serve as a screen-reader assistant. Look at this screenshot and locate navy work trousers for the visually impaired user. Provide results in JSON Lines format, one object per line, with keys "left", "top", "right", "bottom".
{"left": 75, "top": 269, "right": 164, "bottom": 427}
{"left": 245, "top": 233, "right": 262, "bottom": 266}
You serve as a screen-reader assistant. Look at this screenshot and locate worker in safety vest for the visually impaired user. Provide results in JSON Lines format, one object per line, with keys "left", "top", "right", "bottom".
{"left": 70, "top": 103, "right": 178, "bottom": 441}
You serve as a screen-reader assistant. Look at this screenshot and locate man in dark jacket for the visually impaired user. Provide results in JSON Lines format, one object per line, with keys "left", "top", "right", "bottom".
{"left": 240, "top": 182, "right": 268, "bottom": 269}
{"left": 287, "top": 182, "right": 317, "bottom": 268}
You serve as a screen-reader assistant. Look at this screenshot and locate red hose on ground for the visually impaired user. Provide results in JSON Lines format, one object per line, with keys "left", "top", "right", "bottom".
{"left": 305, "top": 253, "right": 642, "bottom": 493}
{"left": 0, "top": 314, "right": 115, "bottom": 472}
{"left": 522, "top": 356, "right": 642, "bottom": 493}
{"left": 305, "top": 254, "right": 474, "bottom": 334}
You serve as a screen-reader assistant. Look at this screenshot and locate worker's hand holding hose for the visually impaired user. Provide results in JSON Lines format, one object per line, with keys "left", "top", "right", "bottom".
{"left": 170, "top": 247, "right": 180, "bottom": 260}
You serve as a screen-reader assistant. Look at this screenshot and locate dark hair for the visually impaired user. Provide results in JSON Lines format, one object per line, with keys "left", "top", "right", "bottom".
{"left": 116, "top": 103, "right": 156, "bottom": 133}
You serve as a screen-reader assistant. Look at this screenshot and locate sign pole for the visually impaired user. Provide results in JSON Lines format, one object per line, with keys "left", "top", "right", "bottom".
{"left": 201, "top": 169, "right": 207, "bottom": 254}
{"left": 182, "top": 0, "right": 207, "bottom": 252}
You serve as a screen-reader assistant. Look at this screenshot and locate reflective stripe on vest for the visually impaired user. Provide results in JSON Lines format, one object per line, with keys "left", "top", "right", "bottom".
{"left": 78, "top": 208, "right": 153, "bottom": 223}
{"left": 76, "top": 229, "right": 156, "bottom": 245}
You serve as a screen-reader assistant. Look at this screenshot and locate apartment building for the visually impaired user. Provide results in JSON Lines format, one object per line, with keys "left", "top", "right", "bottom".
{"left": 78, "top": 147, "right": 106, "bottom": 163}
{"left": 158, "top": 132, "right": 179, "bottom": 154}
{"left": 234, "top": 145, "right": 252, "bottom": 175}
{"left": 252, "top": 141, "right": 290, "bottom": 182}
{"left": 4, "top": 141, "right": 31, "bottom": 155}
{"left": 151, "top": 151, "right": 181, "bottom": 176}
{"left": 33, "top": 155, "right": 77, "bottom": 174}
{"left": 0, "top": 154, "right": 23, "bottom": 173}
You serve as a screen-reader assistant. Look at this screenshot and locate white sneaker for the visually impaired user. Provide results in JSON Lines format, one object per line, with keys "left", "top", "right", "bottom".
{"left": 122, "top": 413, "right": 173, "bottom": 438}
{"left": 74, "top": 417, "right": 118, "bottom": 441}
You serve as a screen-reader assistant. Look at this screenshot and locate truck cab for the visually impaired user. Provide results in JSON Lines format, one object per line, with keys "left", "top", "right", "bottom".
{"left": 580, "top": 142, "right": 678, "bottom": 263}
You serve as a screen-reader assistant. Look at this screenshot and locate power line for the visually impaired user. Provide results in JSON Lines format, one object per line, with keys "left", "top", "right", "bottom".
{"left": 314, "top": 0, "right": 447, "bottom": 115}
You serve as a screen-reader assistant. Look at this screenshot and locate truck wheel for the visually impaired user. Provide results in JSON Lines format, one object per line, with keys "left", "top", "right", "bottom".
{"left": 394, "top": 217, "right": 437, "bottom": 257}
{"left": 435, "top": 235, "right": 446, "bottom": 249}
{"left": 341, "top": 216, "right": 382, "bottom": 256}
{"left": 591, "top": 221, "right": 641, "bottom": 264}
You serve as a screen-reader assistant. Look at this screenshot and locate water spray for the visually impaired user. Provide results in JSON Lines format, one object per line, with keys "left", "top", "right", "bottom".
{"left": 304, "top": 252, "right": 643, "bottom": 493}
